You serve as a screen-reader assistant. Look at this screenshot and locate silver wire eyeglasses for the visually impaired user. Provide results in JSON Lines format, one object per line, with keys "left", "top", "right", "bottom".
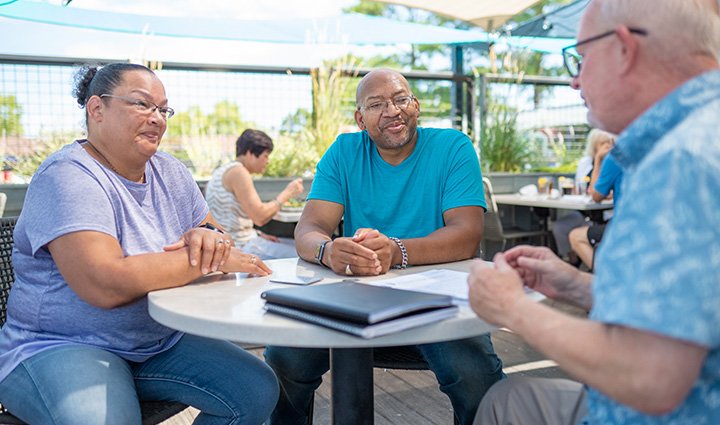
{"left": 100, "top": 94, "right": 175, "bottom": 119}
{"left": 562, "top": 28, "right": 648, "bottom": 77}
{"left": 359, "top": 95, "right": 416, "bottom": 114}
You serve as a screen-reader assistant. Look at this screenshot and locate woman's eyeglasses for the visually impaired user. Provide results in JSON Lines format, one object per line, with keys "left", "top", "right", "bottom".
{"left": 100, "top": 94, "right": 175, "bottom": 119}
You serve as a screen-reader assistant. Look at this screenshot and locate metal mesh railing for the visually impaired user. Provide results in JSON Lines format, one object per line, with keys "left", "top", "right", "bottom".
{"left": 0, "top": 56, "right": 589, "bottom": 177}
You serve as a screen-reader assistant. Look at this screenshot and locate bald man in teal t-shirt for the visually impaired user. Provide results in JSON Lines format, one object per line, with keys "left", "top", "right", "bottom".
{"left": 264, "top": 69, "right": 502, "bottom": 425}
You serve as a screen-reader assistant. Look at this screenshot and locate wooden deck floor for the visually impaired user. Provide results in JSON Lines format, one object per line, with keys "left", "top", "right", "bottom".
{"left": 162, "top": 300, "right": 584, "bottom": 425}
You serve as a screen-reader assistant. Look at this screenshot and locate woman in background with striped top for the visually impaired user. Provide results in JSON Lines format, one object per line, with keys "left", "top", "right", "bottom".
{"left": 206, "top": 129, "right": 304, "bottom": 259}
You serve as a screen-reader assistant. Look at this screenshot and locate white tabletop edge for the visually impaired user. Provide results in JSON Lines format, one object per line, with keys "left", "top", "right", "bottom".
{"left": 148, "top": 258, "right": 497, "bottom": 348}
{"left": 494, "top": 193, "right": 614, "bottom": 211}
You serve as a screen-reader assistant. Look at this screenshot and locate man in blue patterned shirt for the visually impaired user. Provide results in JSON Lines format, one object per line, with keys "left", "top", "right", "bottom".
{"left": 467, "top": 0, "right": 720, "bottom": 424}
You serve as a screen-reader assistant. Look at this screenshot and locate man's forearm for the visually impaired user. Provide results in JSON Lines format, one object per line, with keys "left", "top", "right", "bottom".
{"left": 508, "top": 298, "right": 705, "bottom": 414}
{"left": 402, "top": 226, "right": 480, "bottom": 265}
{"left": 393, "top": 206, "right": 483, "bottom": 266}
{"left": 294, "top": 222, "right": 332, "bottom": 264}
{"left": 559, "top": 270, "right": 594, "bottom": 310}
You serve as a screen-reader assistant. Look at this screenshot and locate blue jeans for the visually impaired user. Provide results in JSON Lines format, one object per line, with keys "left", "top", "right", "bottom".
{"left": 0, "top": 334, "right": 279, "bottom": 425}
{"left": 264, "top": 334, "right": 504, "bottom": 425}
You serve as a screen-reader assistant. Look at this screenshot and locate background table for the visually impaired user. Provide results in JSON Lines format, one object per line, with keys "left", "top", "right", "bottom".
{"left": 494, "top": 193, "right": 614, "bottom": 234}
{"left": 493, "top": 193, "right": 613, "bottom": 212}
{"left": 273, "top": 208, "right": 303, "bottom": 223}
{"left": 148, "top": 258, "right": 493, "bottom": 425}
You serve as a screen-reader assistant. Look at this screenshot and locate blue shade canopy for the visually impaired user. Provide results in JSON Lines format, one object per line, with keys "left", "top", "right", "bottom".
{"left": 509, "top": 0, "right": 588, "bottom": 39}
{"left": 0, "top": 0, "right": 490, "bottom": 45}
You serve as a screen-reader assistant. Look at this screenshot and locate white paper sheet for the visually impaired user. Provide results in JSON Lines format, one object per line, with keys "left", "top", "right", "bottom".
{"left": 370, "top": 269, "right": 545, "bottom": 305}
{"left": 370, "top": 269, "right": 471, "bottom": 303}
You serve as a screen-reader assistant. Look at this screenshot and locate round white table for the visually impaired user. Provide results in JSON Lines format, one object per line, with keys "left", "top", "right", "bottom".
{"left": 148, "top": 257, "right": 493, "bottom": 425}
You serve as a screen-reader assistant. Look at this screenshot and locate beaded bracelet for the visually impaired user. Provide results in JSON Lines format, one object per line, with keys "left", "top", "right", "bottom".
{"left": 389, "top": 237, "right": 408, "bottom": 269}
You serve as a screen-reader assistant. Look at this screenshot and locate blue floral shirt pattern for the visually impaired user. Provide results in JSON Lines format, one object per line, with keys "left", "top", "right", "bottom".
{"left": 587, "top": 70, "right": 720, "bottom": 424}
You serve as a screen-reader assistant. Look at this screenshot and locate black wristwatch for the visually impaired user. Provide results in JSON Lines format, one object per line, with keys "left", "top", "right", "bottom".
{"left": 198, "top": 222, "right": 224, "bottom": 234}
{"left": 314, "top": 240, "right": 331, "bottom": 267}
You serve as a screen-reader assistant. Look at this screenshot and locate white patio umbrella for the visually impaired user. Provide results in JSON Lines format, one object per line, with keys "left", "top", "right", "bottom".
{"left": 374, "top": 0, "right": 543, "bottom": 31}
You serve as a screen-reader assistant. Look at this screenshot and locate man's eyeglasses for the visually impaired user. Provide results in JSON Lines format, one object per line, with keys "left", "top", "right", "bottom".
{"left": 562, "top": 28, "right": 648, "bottom": 78}
{"left": 359, "top": 95, "right": 416, "bottom": 114}
{"left": 100, "top": 94, "right": 175, "bottom": 119}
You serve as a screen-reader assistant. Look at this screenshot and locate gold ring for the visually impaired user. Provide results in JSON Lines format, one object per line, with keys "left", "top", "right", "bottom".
{"left": 345, "top": 264, "right": 353, "bottom": 276}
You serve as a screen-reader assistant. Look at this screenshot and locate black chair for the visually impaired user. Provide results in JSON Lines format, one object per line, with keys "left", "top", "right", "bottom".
{"left": 0, "top": 217, "right": 187, "bottom": 425}
{"left": 480, "top": 177, "right": 549, "bottom": 257}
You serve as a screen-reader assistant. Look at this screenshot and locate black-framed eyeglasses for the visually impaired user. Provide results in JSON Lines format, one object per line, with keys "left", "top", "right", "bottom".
{"left": 562, "top": 28, "right": 648, "bottom": 78}
{"left": 100, "top": 94, "right": 175, "bottom": 119}
{"left": 359, "top": 95, "right": 416, "bottom": 114}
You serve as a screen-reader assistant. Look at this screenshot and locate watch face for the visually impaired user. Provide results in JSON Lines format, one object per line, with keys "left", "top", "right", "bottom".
{"left": 315, "top": 241, "right": 328, "bottom": 264}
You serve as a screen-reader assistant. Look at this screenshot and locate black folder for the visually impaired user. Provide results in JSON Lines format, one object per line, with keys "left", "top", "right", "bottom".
{"left": 261, "top": 281, "right": 458, "bottom": 338}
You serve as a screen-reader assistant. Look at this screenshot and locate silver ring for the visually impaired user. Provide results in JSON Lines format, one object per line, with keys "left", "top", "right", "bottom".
{"left": 345, "top": 264, "right": 353, "bottom": 276}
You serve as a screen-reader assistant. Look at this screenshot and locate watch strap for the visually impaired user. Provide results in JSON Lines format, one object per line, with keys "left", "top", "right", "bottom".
{"left": 315, "top": 240, "right": 331, "bottom": 268}
{"left": 198, "top": 222, "right": 224, "bottom": 234}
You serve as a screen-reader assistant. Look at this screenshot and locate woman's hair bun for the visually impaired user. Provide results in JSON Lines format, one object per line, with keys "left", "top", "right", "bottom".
{"left": 72, "top": 66, "right": 99, "bottom": 108}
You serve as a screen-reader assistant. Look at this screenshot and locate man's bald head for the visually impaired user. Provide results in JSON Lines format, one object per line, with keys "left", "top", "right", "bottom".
{"left": 355, "top": 69, "right": 412, "bottom": 108}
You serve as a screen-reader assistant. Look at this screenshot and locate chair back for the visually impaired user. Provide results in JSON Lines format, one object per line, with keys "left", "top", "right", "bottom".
{"left": 482, "top": 177, "right": 505, "bottom": 242}
{"left": 0, "top": 217, "right": 16, "bottom": 327}
{"left": 0, "top": 217, "right": 23, "bottom": 423}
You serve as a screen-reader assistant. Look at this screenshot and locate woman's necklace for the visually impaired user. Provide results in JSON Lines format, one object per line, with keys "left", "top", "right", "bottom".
{"left": 84, "top": 140, "right": 120, "bottom": 175}
{"left": 84, "top": 140, "right": 145, "bottom": 183}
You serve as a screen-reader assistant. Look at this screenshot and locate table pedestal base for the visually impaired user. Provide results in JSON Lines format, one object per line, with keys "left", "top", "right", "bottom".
{"left": 331, "top": 347, "right": 374, "bottom": 425}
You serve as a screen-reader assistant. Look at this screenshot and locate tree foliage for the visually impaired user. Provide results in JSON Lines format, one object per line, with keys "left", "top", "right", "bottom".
{"left": 269, "top": 56, "right": 360, "bottom": 177}
{"left": 0, "top": 94, "right": 23, "bottom": 136}
{"left": 480, "top": 103, "right": 532, "bottom": 172}
{"left": 162, "top": 100, "right": 256, "bottom": 178}
{"left": 166, "top": 100, "right": 251, "bottom": 137}
{"left": 13, "top": 133, "right": 69, "bottom": 178}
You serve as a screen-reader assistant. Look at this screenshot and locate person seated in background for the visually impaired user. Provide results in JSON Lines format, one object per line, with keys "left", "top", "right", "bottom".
{"left": 551, "top": 129, "right": 615, "bottom": 263}
{"left": 469, "top": 0, "right": 720, "bottom": 423}
{"left": 0, "top": 63, "right": 277, "bottom": 424}
{"left": 264, "top": 68, "right": 503, "bottom": 425}
{"left": 206, "top": 129, "right": 304, "bottom": 259}
{"left": 569, "top": 138, "right": 623, "bottom": 269}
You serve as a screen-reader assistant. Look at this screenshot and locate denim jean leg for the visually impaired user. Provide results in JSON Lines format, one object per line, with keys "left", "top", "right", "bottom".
{"left": 0, "top": 344, "right": 141, "bottom": 425}
{"left": 134, "top": 334, "right": 279, "bottom": 425}
{"left": 264, "top": 346, "right": 330, "bottom": 425}
{"left": 418, "top": 334, "right": 505, "bottom": 425}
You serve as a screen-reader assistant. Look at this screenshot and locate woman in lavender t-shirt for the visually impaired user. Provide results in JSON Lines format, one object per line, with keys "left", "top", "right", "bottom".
{"left": 0, "top": 63, "right": 278, "bottom": 424}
